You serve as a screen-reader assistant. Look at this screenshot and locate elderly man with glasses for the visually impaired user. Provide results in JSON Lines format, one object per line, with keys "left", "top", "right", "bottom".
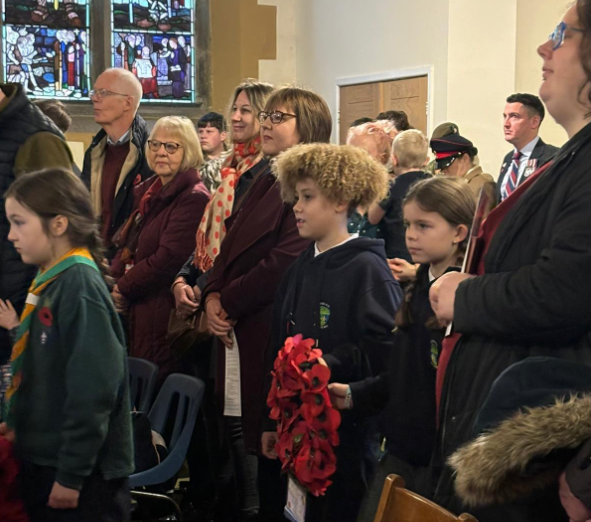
{"left": 81, "top": 67, "right": 151, "bottom": 258}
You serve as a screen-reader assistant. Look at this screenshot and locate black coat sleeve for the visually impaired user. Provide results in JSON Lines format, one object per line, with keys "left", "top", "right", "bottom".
{"left": 176, "top": 252, "right": 202, "bottom": 287}
{"left": 349, "top": 374, "right": 389, "bottom": 417}
{"left": 324, "top": 280, "right": 401, "bottom": 382}
{"left": 565, "top": 437, "right": 591, "bottom": 508}
{"left": 454, "top": 165, "right": 591, "bottom": 342}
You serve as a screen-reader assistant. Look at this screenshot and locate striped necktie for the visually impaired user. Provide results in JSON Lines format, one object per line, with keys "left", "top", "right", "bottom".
{"left": 502, "top": 150, "right": 522, "bottom": 201}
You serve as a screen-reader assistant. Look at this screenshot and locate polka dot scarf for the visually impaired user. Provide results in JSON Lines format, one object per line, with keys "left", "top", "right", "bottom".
{"left": 195, "top": 136, "right": 264, "bottom": 271}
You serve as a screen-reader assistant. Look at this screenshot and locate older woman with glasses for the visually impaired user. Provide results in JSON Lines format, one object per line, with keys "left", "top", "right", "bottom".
{"left": 110, "top": 116, "right": 210, "bottom": 385}
{"left": 427, "top": 2, "right": 591, "bottom": 521}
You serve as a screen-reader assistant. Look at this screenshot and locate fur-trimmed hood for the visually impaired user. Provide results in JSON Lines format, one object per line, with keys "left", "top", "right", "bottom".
{"left": 449, "top": 394, "right": 591, "bottom": 507}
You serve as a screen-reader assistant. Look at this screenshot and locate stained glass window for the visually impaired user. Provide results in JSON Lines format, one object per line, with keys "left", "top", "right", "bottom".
{"left": 2, "top": 0, "right": 91, "bottom": 99}
{"left": 111, "top": 1, "right": 195, "bottom": 103}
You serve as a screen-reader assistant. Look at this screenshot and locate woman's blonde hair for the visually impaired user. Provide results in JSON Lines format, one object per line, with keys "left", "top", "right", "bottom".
{"left": 274, "top": 143, "right": 389, "bottom": 212}
{"left": 147, "top": 116, "right": 204, "bottom": 173}
{"left": 227, "top": 78, "right": 274, "bottom": 140}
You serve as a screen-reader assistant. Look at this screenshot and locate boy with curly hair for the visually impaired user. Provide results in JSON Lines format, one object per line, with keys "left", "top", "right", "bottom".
{"left": 261, "top": 143, "right": 403, "bottom": 522}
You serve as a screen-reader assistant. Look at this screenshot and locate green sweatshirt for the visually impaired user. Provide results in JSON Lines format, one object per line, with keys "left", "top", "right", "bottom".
{"left": 13, "top": 264, "right": 133, "bottom": 490}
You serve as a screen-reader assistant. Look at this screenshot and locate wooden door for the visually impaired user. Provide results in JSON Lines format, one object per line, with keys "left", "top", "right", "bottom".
{"left": 339, "top": 75, "right": 428, "bottom": 143}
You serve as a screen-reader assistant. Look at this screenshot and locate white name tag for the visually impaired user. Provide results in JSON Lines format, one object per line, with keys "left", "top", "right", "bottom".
{"left": 25, "top": 293, "right": 39, "bottom": 307}
{"left": 285, "top": 476, "right": 307, "bottom": 522}
{"left": 223, "top": 330, "right": 242, "bottom": 417}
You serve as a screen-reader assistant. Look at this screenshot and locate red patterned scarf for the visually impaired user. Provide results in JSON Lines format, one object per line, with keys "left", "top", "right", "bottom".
{"left": 194, "top": 136, "right": 263, "bottom": 271}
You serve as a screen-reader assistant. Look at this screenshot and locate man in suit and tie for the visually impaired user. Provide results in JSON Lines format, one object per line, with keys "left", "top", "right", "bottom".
{"left": 498, "top": 93, "right": 559, "bottom": 202}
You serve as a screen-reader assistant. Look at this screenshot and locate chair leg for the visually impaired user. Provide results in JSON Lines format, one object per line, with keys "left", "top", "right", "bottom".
{"left": 131, "top": 490, "right": 184, "bottom": 522}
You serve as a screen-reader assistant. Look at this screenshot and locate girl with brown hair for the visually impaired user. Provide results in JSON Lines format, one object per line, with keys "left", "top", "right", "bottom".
{"left": 329, "top": 176, "right": 475, "bottom": 522}
{"left": 0, "top": 169, "right": 132, "bottom": 522}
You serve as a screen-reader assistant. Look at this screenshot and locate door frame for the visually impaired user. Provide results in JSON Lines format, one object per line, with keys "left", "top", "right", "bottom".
{"left": 335, "top": 65, "right": 434, "bottom": 142}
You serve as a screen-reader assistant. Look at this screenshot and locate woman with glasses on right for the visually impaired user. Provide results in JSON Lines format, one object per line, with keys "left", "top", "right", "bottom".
{"left": 427, "top": 3, "right": 591, "bottom": 522}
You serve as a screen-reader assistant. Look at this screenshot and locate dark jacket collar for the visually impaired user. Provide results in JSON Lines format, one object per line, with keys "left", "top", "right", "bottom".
{"left": 90, "top": 113, "right": 149, "bottom": 151}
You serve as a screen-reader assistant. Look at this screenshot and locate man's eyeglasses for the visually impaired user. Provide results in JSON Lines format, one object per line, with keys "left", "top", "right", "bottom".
{"left": 258, "top": 110, "right": 297, "bottom": 125}
{"left": 549, "top": 21, "right": 585, "bottom": 51}
{"left": 147, "top": 140, "right": 183, "bottom": 154}
{"left": 89, "top": 88, "right": 130, "bottom": 100}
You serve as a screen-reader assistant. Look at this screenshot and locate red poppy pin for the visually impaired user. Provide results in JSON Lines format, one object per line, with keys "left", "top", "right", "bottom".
{"left": 38, "top": 306, "right": 53, "bottom": 327}
{"left": 134, "top": 174, "right": 142, "bottom": 186}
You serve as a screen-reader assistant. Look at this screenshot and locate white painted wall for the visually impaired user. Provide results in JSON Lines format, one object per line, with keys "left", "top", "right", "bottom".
{"left": 515, "top": 0, "right": 568, "bottom": 148}
{"left": 294, "top": 0, "right": 451, "bottom": 144}
{"left": 286, "top": 0, "right": 569, "bottom": 177}
{"left": 258, "top": 0, "right": 298, "bottom": 86}
{"left": 446, "top": 0, "right": 518, "bottom": 175}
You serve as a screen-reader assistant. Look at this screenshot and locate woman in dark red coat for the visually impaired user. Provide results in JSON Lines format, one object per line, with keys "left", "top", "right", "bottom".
{"left": 111, "top": 116, "right": 210, "bottom": 385}
{"left": 201, "top": 87, "right": 333, "bottom": 521}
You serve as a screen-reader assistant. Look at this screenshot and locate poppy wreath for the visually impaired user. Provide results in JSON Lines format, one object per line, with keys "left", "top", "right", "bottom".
{"left": 267, "top": 334, "right": 341, "bottom": 496}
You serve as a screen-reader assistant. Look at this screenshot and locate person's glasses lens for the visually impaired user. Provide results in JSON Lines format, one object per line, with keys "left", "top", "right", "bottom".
{"left": 164, "top": 143, "right": 179, "bottom": 154}
{"left": 270, "top": 112, "right": 283, "bottom": 124}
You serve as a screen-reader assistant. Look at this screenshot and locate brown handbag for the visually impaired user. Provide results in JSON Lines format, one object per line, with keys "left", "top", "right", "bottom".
{"left": 167, "top": 307, "right": 211, "bottom": 360}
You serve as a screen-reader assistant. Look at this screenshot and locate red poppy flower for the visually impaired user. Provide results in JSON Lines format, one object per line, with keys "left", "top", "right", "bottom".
{"left": 38, "top": 306, "right": 53, "bottom": 327}
{"left": 308, "top": 408, "right": 341, "bottom": 446}
{"left": 302, "top": 364, "right": 331, "bottom": 392}
{"left": 279, "top": 401, "right": 301, "bottom": 433}
{"left": 301, "top": 389, "right": 330, "bottom": 417}
{"left": 134, "top": 174, "right": 142, "bottom": 186}
{"left": 276, "top": 431, "right": 295, "bottom": 472}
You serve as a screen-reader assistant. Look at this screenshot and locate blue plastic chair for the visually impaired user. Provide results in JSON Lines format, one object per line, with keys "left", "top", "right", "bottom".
{"left": 128, "top": 357, "right": 159, "bottom": 412}
{"left": 130, "top": 373, "right": 205, "bottom": 521}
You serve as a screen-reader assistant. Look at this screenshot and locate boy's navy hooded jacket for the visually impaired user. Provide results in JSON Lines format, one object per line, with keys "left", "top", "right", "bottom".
{"left": 269, "top": 236, "right": 402, "bottom": 387}
{"left": 264, "top": 237, "right": 402, "bottom": 522}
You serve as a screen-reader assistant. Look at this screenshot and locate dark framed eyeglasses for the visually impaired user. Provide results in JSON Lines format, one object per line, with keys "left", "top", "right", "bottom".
{"left": 89, "top": 88, "right": 130, "bottom": 100}
{"left": 258, "top": 110, "right": 297, "bottom": 125}
{"left": 549, "top": 21, "right": 585, "bottom": 51}
{"left": 147, "top": 140, "right": 183, "bottom": 154}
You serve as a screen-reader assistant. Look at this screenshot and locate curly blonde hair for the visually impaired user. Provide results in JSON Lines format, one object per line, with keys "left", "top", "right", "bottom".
{"left": 274, "top": 143, "right": 389, "bottom": 211}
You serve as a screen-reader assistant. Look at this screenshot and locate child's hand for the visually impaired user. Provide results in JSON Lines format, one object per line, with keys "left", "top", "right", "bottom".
{"left": 0, "top": 299, "right": 19, "bottom": 330}
{"left": 388, "top": 258, "right": 418, "bottom": 282}
{"left": 328, "top": 383, "right": 352, "bottom": 410}
{"left": 47, "top": 481, "right": 80, "bottom": 509}
{"left": 261, "top": 431, "right": 279, "bottom": 460}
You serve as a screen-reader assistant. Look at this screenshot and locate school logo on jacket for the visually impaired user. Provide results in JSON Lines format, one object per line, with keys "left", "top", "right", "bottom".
{"left": 430, "top": 340, "right": 439, "bottom": 369}
{"left": 319, "top": 303, "right": 331, "bottom": 329}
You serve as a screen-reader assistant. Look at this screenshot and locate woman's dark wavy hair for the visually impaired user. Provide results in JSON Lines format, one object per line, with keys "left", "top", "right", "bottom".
{"left": 6, "top": 168, "right": 112, "bottom": 286}
{"left": 577, "top": 0, "right": 591, "bottom": 111}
